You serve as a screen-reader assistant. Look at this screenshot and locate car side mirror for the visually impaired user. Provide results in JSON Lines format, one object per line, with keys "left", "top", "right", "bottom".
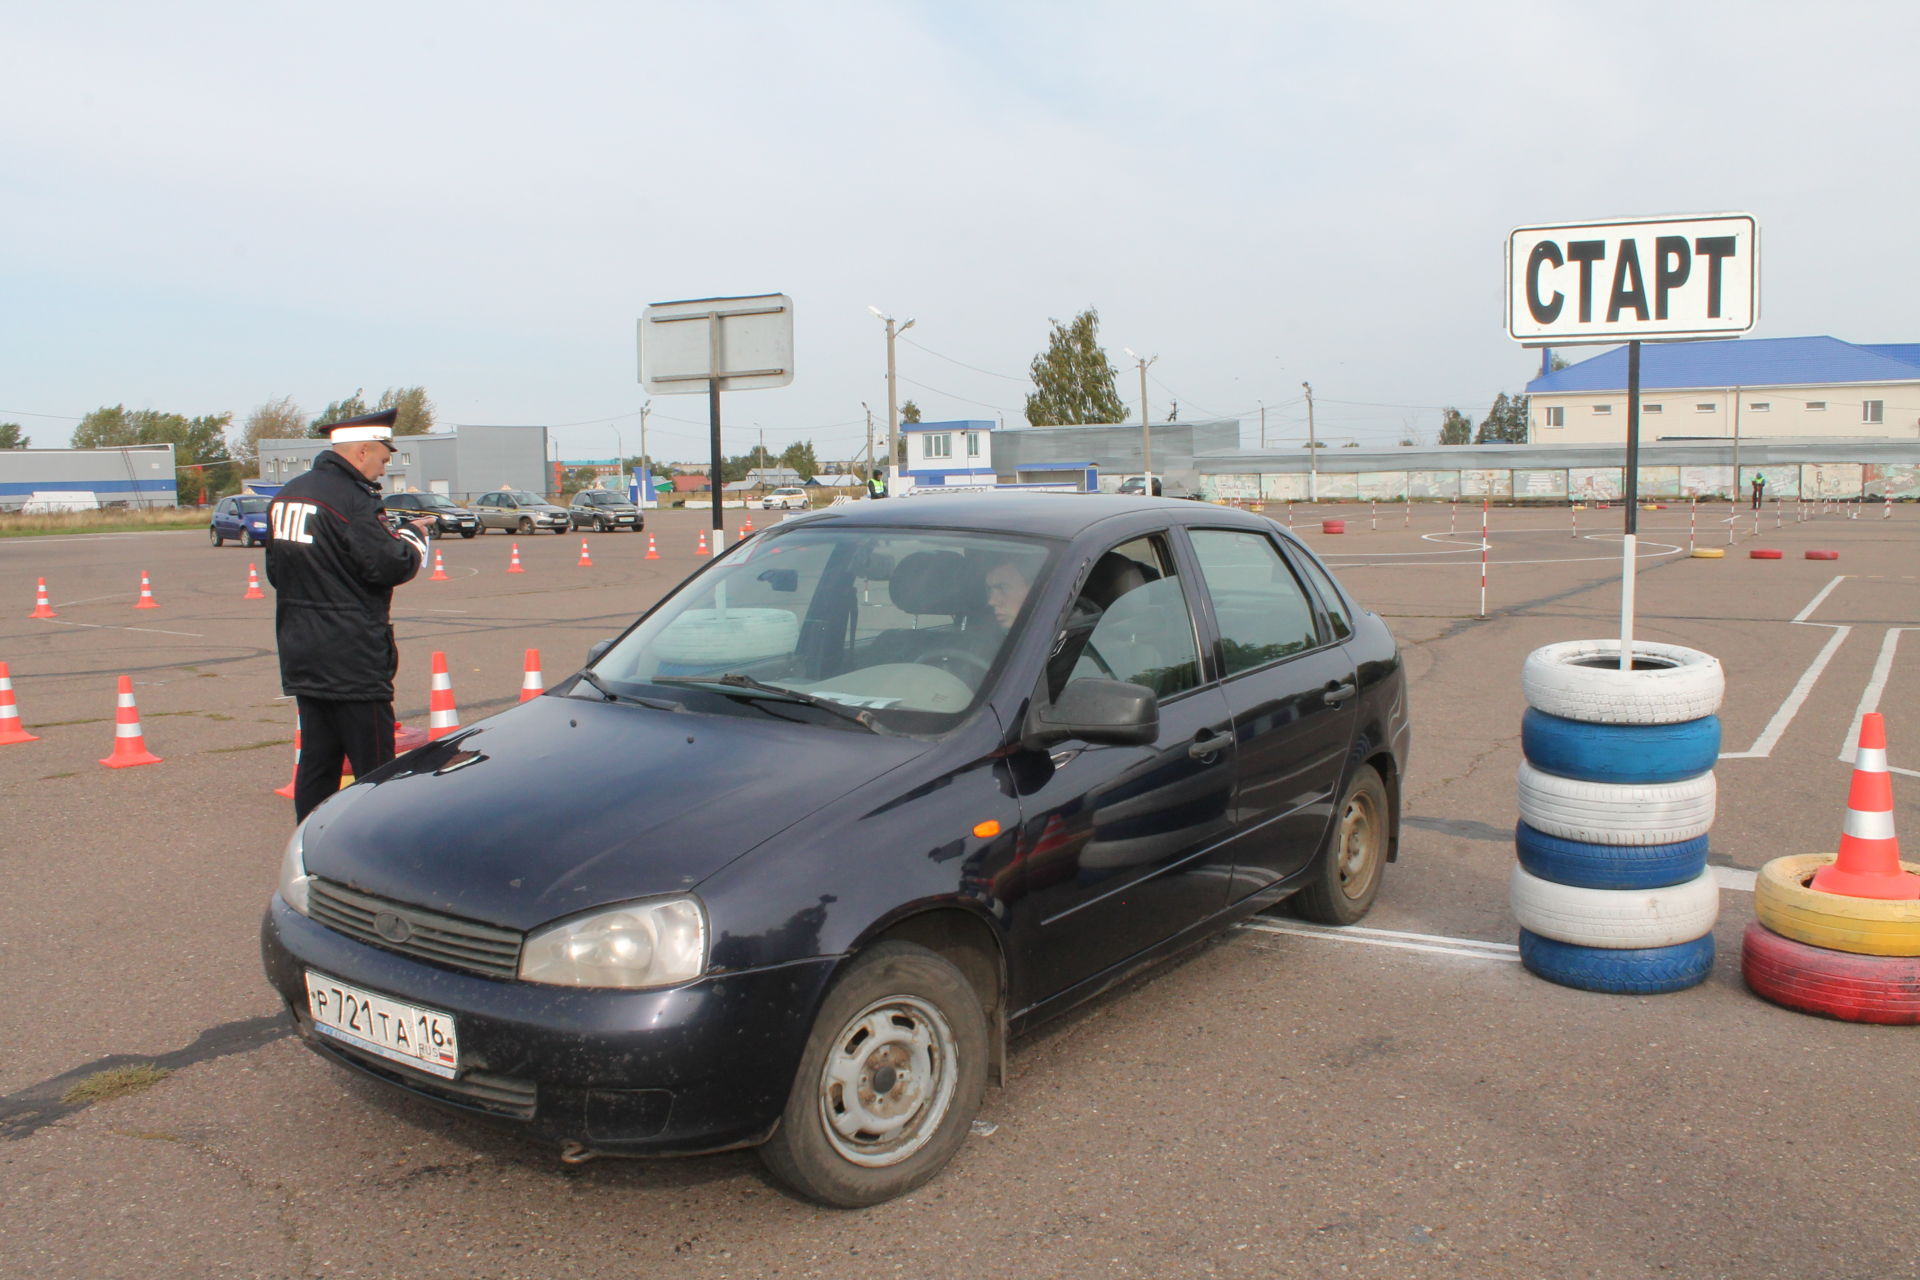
{"left": 1023, "top": 678, "right": 1159, "bottom": 749}
{"left": 587, "top": 638, "right": 614, "bottom": 664}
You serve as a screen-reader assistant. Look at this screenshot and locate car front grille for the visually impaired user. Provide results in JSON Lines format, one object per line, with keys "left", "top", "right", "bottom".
{"left": 309, "top": 879, "right": 523, "bottom": 979}
{"left": 296, "top": 1011, "right": 538, "bottom": 1119}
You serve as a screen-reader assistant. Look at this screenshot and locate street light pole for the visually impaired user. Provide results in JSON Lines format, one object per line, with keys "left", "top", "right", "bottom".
{"left": 1302, "top": 381, "right": 1318, "bottom": 502}
{"left": 638, "top": 400, "right": 652, "bottom": 507}
{"left": 861, "top": 401, "right": 874, "bottom": 483}
{"left": 871, "top": 307, "right": 914, "bottom": 494}
{"left": 1124, "top": 347, "right": 1157, "bottom": 491}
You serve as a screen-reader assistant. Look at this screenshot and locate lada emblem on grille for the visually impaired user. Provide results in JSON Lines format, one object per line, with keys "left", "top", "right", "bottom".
{"left": 373, "top": 911, "right": 414, "bottom": 944}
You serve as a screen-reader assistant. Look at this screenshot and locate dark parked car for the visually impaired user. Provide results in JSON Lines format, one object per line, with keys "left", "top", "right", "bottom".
{"left": 568, "top": 489, "right": 644, "bottom": 532}
{"left": 381, "top": 492, "right": 480, "bottom": 539}
{"left": 472, "top": 489, "right": 570, "bottom": 534}
{"left": 209, "top": 494, "right": 271, "bottom": 546}
{"left": 262, "top": 492, "right": 1409, "bottom": 1207}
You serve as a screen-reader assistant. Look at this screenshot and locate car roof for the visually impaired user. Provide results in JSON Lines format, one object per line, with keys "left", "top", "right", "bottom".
{"left": 772, "top": 491, "right": 1276, "bottom": 540}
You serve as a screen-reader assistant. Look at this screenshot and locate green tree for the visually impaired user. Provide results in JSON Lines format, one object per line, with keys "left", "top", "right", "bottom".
{"left": 73, "top": 405, "right": 236, "bottom": 503}
{"left": 309, "top": 392, "right": 369, "bottom": 436}
{"left": 779, "top": 439, "right": 819, "bottom": 480}
{"left": 1024, "top": 308, "right": 1126, "bottom": 425}
{"left": 1475, "top": 392, "right": 1529, "bottom": 444}
{"left": 377, "top": 386, "right": 435, "bottom": 436}
{"left": 235, "top": 395, "right": 305, "bottom": 469}
{"left": 0, "top": 422, "right": 29, "bottom": 448}
{"left": 899, "top": 400, "right": 922, "bottom": 424}
{"left": 1438, "top": 408, "right": 1473, "bottom": 445}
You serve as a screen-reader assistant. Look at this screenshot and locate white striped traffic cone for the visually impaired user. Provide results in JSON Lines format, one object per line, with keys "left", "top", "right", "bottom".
{"left": 507, "top": 543, "right": 525, "bottom": 574}
{"left": 520, "top": 649, "right": 544, "bottom": 702}
{"left": 644, "top": 534, "right": 660, "bottom": 560}
{"left": 99, "top": 675, "right": 162, "bottom": 768}
{"left": 274, "top": 713, "right": 301, "bottom": 797}
{"left": 29, "top": 578, "right": 56, "bottom": 619}
{"left": 1811, "top": 713, "right": 1920, "bottom": 900}
{"left": 430, "top": 548, "right": 450, "bottom": 581}
{"left": 0, "top": 662, "right": 39, "bottom": 745}
{"left": 577, "top": 539, "right": 593, "bottom": 567}
{"left": 243, "top": 564, "right": 266, "bottom": 599}
{"left": 133, "top": 571, "right": 159, "bottom": 610}
{"left": 696, "top": 531, "right": 710, "bottom": 557}
{"left": 427, "top": 651, "right": 460, "bottom": 739}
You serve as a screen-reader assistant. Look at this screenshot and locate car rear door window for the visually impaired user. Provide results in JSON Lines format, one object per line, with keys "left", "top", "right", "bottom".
{"left": 1187, "top": 529, "right": 1322, "bottom": 675}
{"left": 1291, "top": 552, "right": 1353, "bottom": 641}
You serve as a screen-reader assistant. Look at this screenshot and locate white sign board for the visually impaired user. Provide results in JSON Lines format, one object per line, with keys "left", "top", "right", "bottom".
{"left": 638, "top": 293, "right": 794, "bottom": 394}
{"left": 1506, "top": 214, "right": 1757, "bottom": 345}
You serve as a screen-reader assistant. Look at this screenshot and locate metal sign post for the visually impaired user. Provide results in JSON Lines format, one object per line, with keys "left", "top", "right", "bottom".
{"left": 639, "top": 294, "right": 794, "bottom": 546}
{"left": 1506, "top": 214, "right": 1758, "bottom": 669}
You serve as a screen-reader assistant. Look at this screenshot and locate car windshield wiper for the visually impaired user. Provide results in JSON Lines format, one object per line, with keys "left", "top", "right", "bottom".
{"left": 575, "top": 669, "right": 678, "bottom": 711}
{"left": 651, "top": 673, "right": 887, "bottom": 734}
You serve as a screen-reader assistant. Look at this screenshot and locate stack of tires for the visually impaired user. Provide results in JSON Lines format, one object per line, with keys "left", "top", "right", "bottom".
{"left": 1511, "top": 640, "right": 1725, "bottom": 994}
{"left": 1742, "top": 860, "right": 1920, "bottom": 1024}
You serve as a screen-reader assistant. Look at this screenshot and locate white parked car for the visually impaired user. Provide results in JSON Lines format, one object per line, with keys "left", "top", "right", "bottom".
{"left": 761, "top": 486, "right": 810, "bottom": 511}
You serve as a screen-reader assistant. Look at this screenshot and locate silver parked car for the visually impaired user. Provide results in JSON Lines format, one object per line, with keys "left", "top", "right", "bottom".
{"left": 474, "top": 490, "right": 571, "bottom": 534}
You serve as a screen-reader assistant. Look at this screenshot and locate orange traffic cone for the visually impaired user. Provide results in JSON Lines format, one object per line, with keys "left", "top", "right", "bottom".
{"left": 520, "top": 649, "right": 544, "bottom": 702}
{"left": 507, "top": 543, "right": 525, "bottom": 574}
{"left": 29, "top": 578, "right": 56, "bottom": 619}
{"left": 274, "top": 713, "right": 300, "bottom": 797}
{"left": 577, "top": 539, "right": 593, "bottom": 567}
{"left": 99, "top": 675, "right": 162, "bottom": 768}
{"left": 696, "top": 531, "right": 710, "bottom": 557}
{"left": 1810, "top": 713, "right": 1920, "bottom": 900}
{"left": 430, "top": 548, "right": 450, "bottom": 581}
{"left": 243, "top": 564, "right": 266, "bottom": 599}
{"left": 644, "top": 534, "right": 660, "bottom": 561}
{"left": 133, "top": 571, "right": 159, "bottom": 610}
{"left": 741, "top": 516, "right": 755, "bottom": 537}
{"left": 427, "top": 651, "right": 460, "bottom": 739}
{"left": 0, "top": 662, "right": 39, "bottom": 745}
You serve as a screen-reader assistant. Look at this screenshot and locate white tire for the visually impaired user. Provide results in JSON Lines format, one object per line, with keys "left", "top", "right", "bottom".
{"left": 1521, "top": 640, "right": 1723, "bottom": 725}
{"left": 1510, "top": 864, "right": 1719, "bottom": 949}
{"left": 1516, "top": 760, "right": 1715, "bottom": 845}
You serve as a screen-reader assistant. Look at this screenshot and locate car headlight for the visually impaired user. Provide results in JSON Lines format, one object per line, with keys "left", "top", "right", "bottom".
{"left": 518, "top": 896, "right": 706, "bottom": 989}
{"left": 278, "top": 821, "right": 313, "bottom": 916}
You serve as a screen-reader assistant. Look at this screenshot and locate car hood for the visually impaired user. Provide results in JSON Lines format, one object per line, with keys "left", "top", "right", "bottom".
{"left": 300, "top": 692, "right": 930, "bottom": 932}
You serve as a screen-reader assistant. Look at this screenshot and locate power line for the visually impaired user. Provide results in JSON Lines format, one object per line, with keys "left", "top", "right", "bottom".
{"left": 899, "top": 336, "right": 1030, "bottom": 383}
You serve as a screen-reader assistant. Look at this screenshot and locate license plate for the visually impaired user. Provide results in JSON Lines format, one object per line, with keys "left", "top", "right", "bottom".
{"left": 304, "top": 971, "right": 459, "bottom": 1079}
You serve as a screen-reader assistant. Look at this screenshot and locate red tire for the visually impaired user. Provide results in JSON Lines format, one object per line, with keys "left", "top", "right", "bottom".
{"left": 1805, "top": 550, "right": 1840, "bottom": 560}
{"left": 1749, "top": 549, "right": 1783, "bottom": 559}
{"left": 1321, "top": 519, "right": 1346, "bottom": 534}
{"left": 1740, "top": 922, "right": 1920, "bottom": 1024}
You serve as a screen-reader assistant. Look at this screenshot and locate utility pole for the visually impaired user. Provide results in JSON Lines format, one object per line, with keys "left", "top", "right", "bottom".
{"left": 1124, "top": 347, "right": 1157, "bottom": 489}
{"left": 861, "top": 402, "right": 874, "bottom": 481}
{"left": 1302, "top": 381, "right": 1318, "bottom": 502}
{"left": 1730, "top": 385, "right": 1742, "bottom": 501}
{"left": 871, "top": 307, "right": 914, "bottom": 493}
{"left": 638, "top": 400, "right": 652, "bottom": 507}
{"left": 1259, "top": 400, "right": 1266, "bottom": 449}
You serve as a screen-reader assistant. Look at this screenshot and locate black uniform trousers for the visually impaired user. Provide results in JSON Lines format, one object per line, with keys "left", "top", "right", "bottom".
{"left": 294, "top": 696, "right": 396, "bottom": 822}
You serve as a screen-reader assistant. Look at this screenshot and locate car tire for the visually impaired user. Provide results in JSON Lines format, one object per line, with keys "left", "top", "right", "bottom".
{"left": 1510, "top": 864, "right": 1719, "bottom": 948}
{"left": 1521, "top": 640, "right": 1724, "bottom": 725}
{"left": 518, "top": 517, "right": 533, "bottom": 534}
{"left": 1516, "top": 760, "right": 1715, "bottom": 845}
{"left": 209, "top": 527, "right": 224, "bottom": 546}
{"left": 1290, "top": 764, "right": 1390, "bottom": 925}
{"left": 1519, "top": 928, "right": 1716, "bottom": 995}
{"left": 1753, "top": 854, "right": 1920, "bottom": 956}
{"left": 759, "top": 941, "right": 987, "bottom": 1209}
{"left": 461, "top": 528, "right": 477, "bottom": 539}
{"left": 596, "top": 517, "right": 610, "bottom": 532}
{"left": 1513, "top": 823, "right": 1709, "bottom": 891}
{"left": 1741, "top": 921, "right": 1920, "bottom": 1024}
{"left": 1520, "top": 708, "right": 1721, "bottom": 785}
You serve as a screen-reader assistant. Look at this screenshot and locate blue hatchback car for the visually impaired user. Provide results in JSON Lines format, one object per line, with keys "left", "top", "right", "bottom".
{"left": 210, "top": 494, "right": 271, "bottom": 546}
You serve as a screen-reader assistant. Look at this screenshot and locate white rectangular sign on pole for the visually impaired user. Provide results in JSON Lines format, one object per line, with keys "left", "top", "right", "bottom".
{"left": 1506, "top": 214, "right": 1757, "bottom": 346}
{"left": 638, "top": 294, "right": 794, "bottom": 394}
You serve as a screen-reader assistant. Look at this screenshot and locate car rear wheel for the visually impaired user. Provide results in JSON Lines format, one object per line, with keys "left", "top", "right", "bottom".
{"left": 759, "top": 942, "right": 986, "bottom": 1208}
{"left": 1290, "top": 765, "right": 1389, "bottom": 925}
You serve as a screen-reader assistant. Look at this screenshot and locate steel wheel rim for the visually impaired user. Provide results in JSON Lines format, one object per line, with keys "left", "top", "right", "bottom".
{"left": 816, "top": 994, "right": 958, "bottom": 1168}
{"left": 1335, "top": 787, "right": 1383, "bottom": 901}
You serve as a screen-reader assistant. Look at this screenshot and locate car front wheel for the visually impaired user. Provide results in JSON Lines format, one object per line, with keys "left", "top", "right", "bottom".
{"left": 759, "top": 941, "right": 987, "bottom": 1208}
{"left": 460, "top": 528, "right": 478, "bottom": 539}
{"left": 209, "top": 527, "right": 223, "bottom": 546}
{"left": 1290, "top": 764, "right": 1390, "bottom": 925}
{"left": 518, "top": 517, "right": 533, "bottom": 534}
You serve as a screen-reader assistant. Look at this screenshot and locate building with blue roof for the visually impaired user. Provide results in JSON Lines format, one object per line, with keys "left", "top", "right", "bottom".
{"left": 1525, "top": 336, "right": 1920, "bottom": 444}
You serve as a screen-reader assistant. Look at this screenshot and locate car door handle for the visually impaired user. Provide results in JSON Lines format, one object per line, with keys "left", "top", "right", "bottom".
{"left": 1322, "top": 682, "right": 1356, "bottom": 706}
{"left": 1188, "top": 732, "right": 1228, "bottom": 761}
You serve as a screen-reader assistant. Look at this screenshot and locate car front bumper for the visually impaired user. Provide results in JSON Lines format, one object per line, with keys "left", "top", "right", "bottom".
{"left": 261, "top": 898, "right": 836, "bottom": 1155}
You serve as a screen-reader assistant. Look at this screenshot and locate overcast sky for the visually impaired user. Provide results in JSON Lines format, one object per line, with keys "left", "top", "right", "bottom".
{"left": 5, "top": 1, "right": 1914, "bottom": 464}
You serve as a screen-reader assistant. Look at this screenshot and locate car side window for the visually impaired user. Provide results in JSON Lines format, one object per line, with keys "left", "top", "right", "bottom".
{"left": 1188, "top": 529, "right": 1322, "bottom": 676}
{"left": 1292, "top": 552, "right": 1354, "bottom": 642}
{"left": 1053, "top": 535, "right": 1201, "bottom": 701}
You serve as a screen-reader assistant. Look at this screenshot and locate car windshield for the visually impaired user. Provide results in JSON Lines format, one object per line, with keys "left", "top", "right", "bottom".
{"left": 237, "top": 498, "right": 270, "bottom": 513}
{"left": 590, "top": 525, "right": 1056, "bottom": 734}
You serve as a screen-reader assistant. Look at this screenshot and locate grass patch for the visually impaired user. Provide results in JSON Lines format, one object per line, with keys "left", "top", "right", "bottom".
{"left": 0, "top": 509, "right": 209, "bottom": 538}
{"left": 41, "top": 771, "right": 78, "bottom": 780}
{"left": 33, "top": 717, "right": 106, "bottom": 728}
{"left": 61, "top": 1063, "right": 171, "bottom": 1106}
{"left": 207, "top": 738, "right": 289, "bottom": 754}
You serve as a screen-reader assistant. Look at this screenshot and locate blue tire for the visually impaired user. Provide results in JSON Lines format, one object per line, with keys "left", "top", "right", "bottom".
{"left": 1521, "top": 708, "right": 1721, "bottom": 784}
{"left": 1518, "top": 929, "right": 1715, "bottom": 994}
{"left": 1513, "top": 823, "right": 1710, "bottom": 891}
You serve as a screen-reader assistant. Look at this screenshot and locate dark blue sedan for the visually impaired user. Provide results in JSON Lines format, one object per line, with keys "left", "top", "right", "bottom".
{"left": 261, "top": 492, "right": 1411, "bottom": 1207}
{"left": 209, "top": 494, "right": 271, "bottom": 546}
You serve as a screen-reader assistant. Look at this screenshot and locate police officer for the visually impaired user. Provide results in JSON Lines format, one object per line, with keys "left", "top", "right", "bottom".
{"left": 266, "top": 408, "right": 433, "bottom": 820}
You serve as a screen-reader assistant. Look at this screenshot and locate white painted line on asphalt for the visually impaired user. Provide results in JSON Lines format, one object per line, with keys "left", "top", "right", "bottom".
{"left": 1722, "top": 575, "right": 1850, "bottom": 760}
{"left": 1240, "top": 918, "right": 1521, "bottom": 962}
{"left": 1714, "top": 866, "right": 1758, "bottom": 892}
{"left": 40, "top": 618, "right": 205, "bottom": 638}
{"left": 1840, "top": 627, "right": 1920, "bottom": 776}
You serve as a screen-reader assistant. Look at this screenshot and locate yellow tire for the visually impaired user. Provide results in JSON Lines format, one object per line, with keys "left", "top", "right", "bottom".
{"left": 1753, "top": 854, "right": 1920, "bottom": 956}
{"left": 1691, "top": 548, "right": 1725, "bottom": 559}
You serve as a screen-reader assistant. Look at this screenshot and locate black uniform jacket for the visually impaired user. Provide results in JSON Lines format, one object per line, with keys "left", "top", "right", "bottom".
{"left": 265, "top": 450, "right": 424, "bottom": 701}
